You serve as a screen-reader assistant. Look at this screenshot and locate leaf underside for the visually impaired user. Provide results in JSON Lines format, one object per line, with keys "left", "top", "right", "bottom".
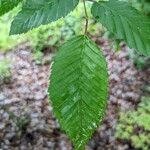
{"left": 92, "top": 0, "right": 150, "bottom": 56}
{"left": 10, "top": 0, "right": 79, "bottom": 35}
{"left": 49, "top": 35, "right": 108, "bottom": 150}
{"left": 0, "top": 0, "right": 22, "bottom": 16}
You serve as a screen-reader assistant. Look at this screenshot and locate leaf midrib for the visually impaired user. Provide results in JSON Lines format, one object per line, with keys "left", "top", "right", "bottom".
{"left": 77, "top": 36, "right": 86, "bottom": 140}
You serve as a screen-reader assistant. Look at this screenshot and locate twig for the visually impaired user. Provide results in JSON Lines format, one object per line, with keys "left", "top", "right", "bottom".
{"left": 83, "top": 0, "right": 89, "bottom": 35}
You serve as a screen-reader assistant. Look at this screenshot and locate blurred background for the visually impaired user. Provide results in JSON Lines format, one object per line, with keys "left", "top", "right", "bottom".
{"left": 0, "top": 0, "right": 150, "bottom": 150}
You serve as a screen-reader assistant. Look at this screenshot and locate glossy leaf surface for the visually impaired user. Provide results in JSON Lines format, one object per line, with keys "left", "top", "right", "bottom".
{"left": 49, "top": 35, "right": 108, "bottom": 150}
{"left": 91, "top": 0, "right": 150, "bottom": 56}
{"left": 10, "top": 0, "right": 79, "bottom": 35}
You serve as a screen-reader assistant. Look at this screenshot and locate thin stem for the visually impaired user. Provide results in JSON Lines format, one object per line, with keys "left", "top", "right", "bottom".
{"left": 83, "top": 0, "right": 88, "bottom": 35}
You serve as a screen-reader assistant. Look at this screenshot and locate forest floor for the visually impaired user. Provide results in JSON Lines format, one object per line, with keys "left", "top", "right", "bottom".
{"left": 0, "top": 38, "right": 149, "bottom": 150}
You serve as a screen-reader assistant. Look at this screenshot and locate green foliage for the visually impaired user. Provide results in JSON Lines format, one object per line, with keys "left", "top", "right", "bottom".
{"left": 30, "top": 3, "right": 103, "bottom": 52}
{"left": 0, "top": 0, "right": 150, "bottom": 149}
{"left": 30, "top": 23, "right": 62, "bottom": 53}
{"left": 0, "top": 0, "right": 22, "bottom": 16}
{"left": 103, "top": 0, "right": 150, "bottom": 52}
{"left": 0, "top": 7, "right": 25, "bottom": 52}
{"left": 128, "top": 0, "right": 150, "bottom": 16}
{"left": 92, "top": 0, "right": 150, "bottom": 56}
{"left": 8, "top": 111, "right": 30, "bottom": 133}
{"left": 128, "top": 49, "right": 150, "bottom": 70}
{"left": 33, "top": 50, "right": 43, "bottom": 65}
{"left": 0, "top": 58, "right": 11, "bottom": 83}
{"left": 10, "top": 0, "right": 79, "bottom": 35}
{"left": 49, "top": 35, "right": 108, "bottom": 150}
{"left": 115, "top": 97, "right": 150, "bottom": 150}
{"left": 0, "top": 2, "right": 102, "bottom": 52}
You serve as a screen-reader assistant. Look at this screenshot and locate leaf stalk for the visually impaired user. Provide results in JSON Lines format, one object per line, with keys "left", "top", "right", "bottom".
{"left": 83, "top": 0, "right": 88, "bottom": 35}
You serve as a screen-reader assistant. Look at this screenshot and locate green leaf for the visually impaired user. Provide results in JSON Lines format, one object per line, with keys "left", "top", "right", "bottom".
{"left": 91, "top": 0, "right": 150, "bottom": 56}
{"left": 0, "top": 0, "right": 22, "bottom": 16}
{"left": 49, "top": 35, "right": 108, "bottom": 150}
{"left": 10, "top": 0, "right": 79, "bottom": 35}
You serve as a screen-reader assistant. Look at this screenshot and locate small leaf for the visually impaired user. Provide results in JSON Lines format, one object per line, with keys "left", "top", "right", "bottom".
{"left": 91, "top": 0, "right": 150, "bottom": 56}
{"left": 49, "top": 35, "right": 108, "bottom": 150}
{"left": 10, "top": 0, "right": 79, "bottom": 35}
{"left": 0, "top": 0, "right": 23, "bottom": 16}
